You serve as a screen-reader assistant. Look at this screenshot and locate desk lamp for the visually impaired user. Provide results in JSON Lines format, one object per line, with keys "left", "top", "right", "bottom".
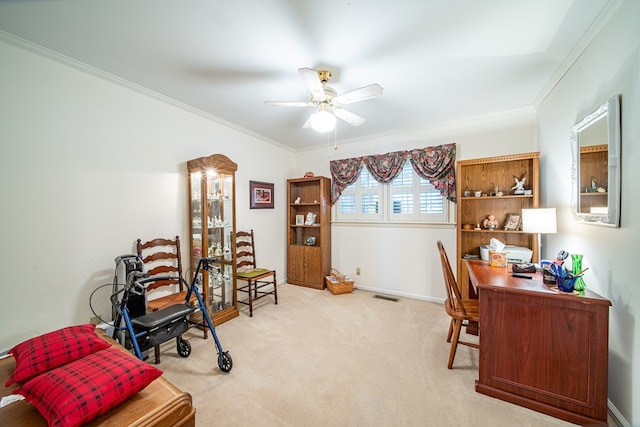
{"left": 521, "top": 208, "right": 557, "bottom": 262}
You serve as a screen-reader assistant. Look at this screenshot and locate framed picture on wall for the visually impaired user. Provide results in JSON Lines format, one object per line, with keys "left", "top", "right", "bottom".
{"left": 250, "top": 181, "right": 274, "bottom": 209}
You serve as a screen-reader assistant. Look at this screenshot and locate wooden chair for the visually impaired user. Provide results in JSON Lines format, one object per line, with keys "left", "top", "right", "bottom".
{"left": 235, "top": 230, "right": 277, "bottom": 317}
{"left": 137, "top": 236, "right": 205, "bottom": 363}
{"left": 436, "top": 240, "right": 479, "bottom": 369}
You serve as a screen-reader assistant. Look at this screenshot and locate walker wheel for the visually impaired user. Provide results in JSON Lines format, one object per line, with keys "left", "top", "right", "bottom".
{"left": 218, "top": 351, "right": 232, "bottom": 372}
{"left": 177, "top": 338, "right": 191, "bottom": 358}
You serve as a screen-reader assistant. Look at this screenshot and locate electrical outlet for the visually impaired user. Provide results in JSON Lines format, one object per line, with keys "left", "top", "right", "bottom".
{"left": 356, "top": 267, "right": 361, "bottom": 275}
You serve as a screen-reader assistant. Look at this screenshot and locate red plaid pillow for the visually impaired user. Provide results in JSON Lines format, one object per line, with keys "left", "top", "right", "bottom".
{"left": 6, "top": 324, "right": 111, "bottom": 386}
{"left": 14, "top": 347, "right": 163, "bottom": 427}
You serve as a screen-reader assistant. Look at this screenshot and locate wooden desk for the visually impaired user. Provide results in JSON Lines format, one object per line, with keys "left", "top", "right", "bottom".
{"left": 466, "top": 260, "right": 611, "bottom": 426}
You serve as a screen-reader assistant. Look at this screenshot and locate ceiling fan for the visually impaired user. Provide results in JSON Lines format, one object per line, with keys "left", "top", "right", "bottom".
{"left": 264, "top": 68, "right": 383, "bottom": 132}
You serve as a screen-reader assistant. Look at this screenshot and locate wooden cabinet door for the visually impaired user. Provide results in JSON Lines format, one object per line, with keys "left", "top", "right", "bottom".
{"left": 302, "top": 246, "right": 322, "bottom": 285}
{"left": 288, "top": 245, "right": 305, "bottom": 283}
{"left": 477, "top": 287, "right": 610, "bottom": 425}
{"left": 288, "top": 245, "right": 323, "bottom": 288}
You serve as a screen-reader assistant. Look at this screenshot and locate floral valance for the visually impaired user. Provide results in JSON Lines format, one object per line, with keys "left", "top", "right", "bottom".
{"left": 329, "top": 143, "right": 456, "bottom": 205}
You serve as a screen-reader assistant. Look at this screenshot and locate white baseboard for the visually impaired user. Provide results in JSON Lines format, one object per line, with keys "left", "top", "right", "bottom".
{"left": 608, "top": 399, "right": 630, "bottom": 427}
{"left": 353, "top": 284, "right": 444, "bottom": 304}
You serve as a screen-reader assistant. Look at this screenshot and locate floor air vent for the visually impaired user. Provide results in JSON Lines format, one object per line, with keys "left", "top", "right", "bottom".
{"left": 374, "top": 294, "right": 398, "bottom": 302}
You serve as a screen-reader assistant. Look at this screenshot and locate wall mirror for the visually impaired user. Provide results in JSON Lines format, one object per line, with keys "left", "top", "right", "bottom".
{"left": 570, "top": 94, "right": 621, "bottom": 227}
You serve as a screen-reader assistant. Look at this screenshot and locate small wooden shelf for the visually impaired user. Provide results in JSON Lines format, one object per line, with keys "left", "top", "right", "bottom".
{"left": 461, "top": 194, "right": 534, "bottom": 200}
{"left": 461, "top": 229, "right": 527, "bottom": 234}
{"left": 287, "top": 177, "right": 331, "bottom": 290}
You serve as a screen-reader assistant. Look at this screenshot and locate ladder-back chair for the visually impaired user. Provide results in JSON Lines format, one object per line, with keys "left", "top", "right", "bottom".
{"left": 436, "top": 240, "right": 479, "bottom": 369}
{"left": 235, "top": 230, "right": 277, "bottom": 317}
{"left": 137, "top": 236, "right": 205, "bottom": 363}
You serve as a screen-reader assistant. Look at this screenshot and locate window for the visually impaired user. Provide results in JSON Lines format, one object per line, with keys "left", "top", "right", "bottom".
{"left": 336, "top": 168, "right": 383, "bottom": 221}
{"left": 335, "top": 162, "right": 449, "bottom": 223}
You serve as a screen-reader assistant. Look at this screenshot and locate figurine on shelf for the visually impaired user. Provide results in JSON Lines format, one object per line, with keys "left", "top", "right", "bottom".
{"left": 294, "top": 197, "right": 301, "bottom": 204}
{"left": 483, "top": 215, "right": 499, "bottom": 230}
{"left": 511, "top": 176, "right": 526, "bottom": 194}
{"left": 214, "top": 242, "right": 223, "bottom": 256}
{"left": 305, "top": 212, "right": 316, "bottom": 225}
{"left": 193, "top": 244, "right": 202, "bottom": 257}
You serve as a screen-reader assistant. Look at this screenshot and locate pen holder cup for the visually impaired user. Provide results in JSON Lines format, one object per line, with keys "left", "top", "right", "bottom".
{"left": 555, "top": 275, "right": 578, "bottom": 292}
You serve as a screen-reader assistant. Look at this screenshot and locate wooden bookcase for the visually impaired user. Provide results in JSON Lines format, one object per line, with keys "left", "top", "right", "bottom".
{"left": 456, "top": 153, "right": 540, "bottom": 299}
{"left": 287, "top": 176, "right": 331, "bottom": 289}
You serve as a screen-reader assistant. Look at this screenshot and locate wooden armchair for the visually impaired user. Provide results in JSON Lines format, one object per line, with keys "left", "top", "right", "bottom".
{"left": 436, "top": 240, "right": 479, "bottom": 369}
{"left": 235, "top": 230, "right": 278, "bottom": 317}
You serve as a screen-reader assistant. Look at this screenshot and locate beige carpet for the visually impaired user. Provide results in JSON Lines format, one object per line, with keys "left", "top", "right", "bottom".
{"left": 158, "top": 284, "right": 582, "bottom": 426}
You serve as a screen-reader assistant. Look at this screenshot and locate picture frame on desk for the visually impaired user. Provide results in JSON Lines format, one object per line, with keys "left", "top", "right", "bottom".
{"left": 249, "top": 181, "right": 274, "bottom": 209}
{"left": 504, "top": 213, "right": 521, "bottom": 231}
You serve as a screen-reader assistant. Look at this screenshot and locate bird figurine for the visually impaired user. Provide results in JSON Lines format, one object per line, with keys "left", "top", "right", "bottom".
{"left": 511, "top": 176, "right": 526, "bottom": 194}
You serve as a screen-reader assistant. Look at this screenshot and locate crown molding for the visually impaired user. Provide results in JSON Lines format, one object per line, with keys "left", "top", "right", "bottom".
{"left": 534, "top": 0, "right": 624, "bottom": 107}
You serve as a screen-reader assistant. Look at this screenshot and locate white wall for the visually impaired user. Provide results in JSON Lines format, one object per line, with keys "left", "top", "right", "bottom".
{"left": 0, "top": 38, "right": 294, "bottom": 351}
{"left": 537, "top": 1, "right": 640, "bottom": 424}
{"left": 295, "top": 108, "right": 537, "bottom": 301}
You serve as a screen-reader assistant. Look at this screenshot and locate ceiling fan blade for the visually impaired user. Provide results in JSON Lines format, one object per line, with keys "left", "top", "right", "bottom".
{"left": 336, "top": 83, "right": 383, "bottom": 105}
{"left": 334, "top": 108, "right": 366, "bottom": 126}
{"left": 264, "top": 101, "right": 314, "bottom": 107}
{"left": 298, "top": 67, "right": 326, "bottom": 101}
{"left": 302, "top": 114, "right": 313, "bottom": 129}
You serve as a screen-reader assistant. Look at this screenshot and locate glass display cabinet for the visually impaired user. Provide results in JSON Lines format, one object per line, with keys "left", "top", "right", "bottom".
{"left": 187, "top": 154, "right": 238, "bottom": 326}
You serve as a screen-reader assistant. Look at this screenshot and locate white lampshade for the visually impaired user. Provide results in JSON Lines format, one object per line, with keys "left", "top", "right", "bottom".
{"left": 310, "top": 110, "right": 336, "bottom": 133}
{"left": 521, "top": 208, "right": 557, "bottom": 234}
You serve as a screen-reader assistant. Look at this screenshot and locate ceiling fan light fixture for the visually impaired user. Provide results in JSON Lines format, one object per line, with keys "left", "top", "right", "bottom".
{"left": 310, "top": 109, "right": 336, "bottom": 133}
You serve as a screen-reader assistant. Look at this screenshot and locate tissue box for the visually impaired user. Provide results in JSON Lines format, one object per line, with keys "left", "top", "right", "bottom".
{"left": 489, "top": 250, "right": 508, "bottom": 267}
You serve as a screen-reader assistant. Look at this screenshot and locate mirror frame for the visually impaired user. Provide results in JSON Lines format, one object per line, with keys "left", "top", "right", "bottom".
{"left": 570, "top": 94, "right": 621, "bottom": 227}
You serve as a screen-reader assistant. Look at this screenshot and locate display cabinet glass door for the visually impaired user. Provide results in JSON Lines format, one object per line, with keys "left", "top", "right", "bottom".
{"left": 188, "top": 154, "right": 238, "bottom": 326}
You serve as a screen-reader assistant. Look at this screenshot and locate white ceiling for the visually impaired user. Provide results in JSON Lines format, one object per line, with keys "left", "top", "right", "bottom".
{"left": 0, "top": 0, "right": 615, "bottom": 151}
